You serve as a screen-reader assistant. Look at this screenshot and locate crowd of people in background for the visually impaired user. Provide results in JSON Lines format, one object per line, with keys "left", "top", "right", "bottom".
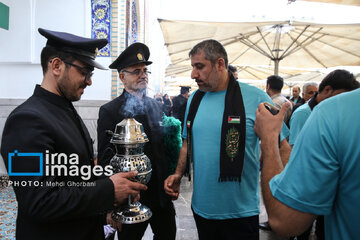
{"left": 153, "top": 86, "right": 191, "bottom": 122}
{"left": 157, "top": 43, "right": 359, "bottom": 240}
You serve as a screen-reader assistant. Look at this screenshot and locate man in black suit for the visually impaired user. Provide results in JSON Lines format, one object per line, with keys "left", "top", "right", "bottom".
{"left": 0, "top": 28, "right": 146, "bottom": 240}
{"left": 97, "top": 43, "right": 176, "bottom": 240}
{"left": 172, "top": 86, "right": 190, "bottom": 130}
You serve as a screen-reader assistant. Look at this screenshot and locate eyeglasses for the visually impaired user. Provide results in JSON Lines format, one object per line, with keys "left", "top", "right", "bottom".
{"left": 122, "top": 69, "right": 151, "bottom": 77}
{"left": 62, "top": 60, "right": 94, "bottom": 82}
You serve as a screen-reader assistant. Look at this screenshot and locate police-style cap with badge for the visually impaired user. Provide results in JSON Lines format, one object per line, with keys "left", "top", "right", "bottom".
{"left": 38, "top": 28, "right": 108, "bottom": 70}
{"left": 109, "top": 42, "right": 152, "bottom": 70}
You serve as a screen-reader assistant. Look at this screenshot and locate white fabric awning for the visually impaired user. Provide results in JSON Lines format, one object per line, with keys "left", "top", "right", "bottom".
{"left": 159, "top": 19, "right": 360, "bottom": 76}
{"left": 298, "top": 0, "right": 360, "bottom": 6}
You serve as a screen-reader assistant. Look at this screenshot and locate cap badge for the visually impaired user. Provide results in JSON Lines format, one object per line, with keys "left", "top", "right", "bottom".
{"left": 137, "top": 53, "right": 143, "bottom": 61}
{"left": 94, "top": 48, "right": 99, "bottom": 58}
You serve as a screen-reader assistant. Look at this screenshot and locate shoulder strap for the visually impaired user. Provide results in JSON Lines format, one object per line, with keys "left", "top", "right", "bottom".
{"left": 186, "top": 90, "right": 205, "bottom": 129}
{"left": 186, "top": 90, "right": 205, "bottom": 171}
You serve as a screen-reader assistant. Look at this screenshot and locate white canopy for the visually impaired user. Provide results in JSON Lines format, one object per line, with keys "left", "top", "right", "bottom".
{"left": 159, "top": 19, "right": 360, "bottom": 76}
{"left": 298, "top": 0, "right": 360, "bottom": 6}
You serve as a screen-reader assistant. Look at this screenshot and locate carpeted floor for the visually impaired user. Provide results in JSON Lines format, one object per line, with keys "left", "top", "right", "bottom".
{"left": 0, "top": 177, "right": 17, "bottom": 240}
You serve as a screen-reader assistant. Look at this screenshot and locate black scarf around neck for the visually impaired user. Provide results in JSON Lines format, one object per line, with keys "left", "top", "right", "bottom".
{"left": 186, "top": 73, "right": 246, "bottom": 182}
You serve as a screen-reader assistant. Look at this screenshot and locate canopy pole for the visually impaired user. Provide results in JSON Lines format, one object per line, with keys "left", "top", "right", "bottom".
{"left": 274, "top": 59, "right": 280, "bottom": 76}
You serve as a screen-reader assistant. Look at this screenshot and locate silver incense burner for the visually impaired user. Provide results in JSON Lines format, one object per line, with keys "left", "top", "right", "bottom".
{"left": 109, "top": 118, "right": 152, "bottom": 224}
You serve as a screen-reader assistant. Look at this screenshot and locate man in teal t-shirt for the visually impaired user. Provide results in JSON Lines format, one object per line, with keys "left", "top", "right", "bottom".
{"left": 255, "top": 88, "right": 360, "bottom": 240}
{"left": 288, "top": 102, "right": 312, "bottom": 145}
{"left": 289, "top": 69, "right": 359, "bottom": 146}
{"left": 183, "top": 81, "right": 289, "bottom": 221}
{"left": 164, "top": 39, "right": 290, "bottom": 240}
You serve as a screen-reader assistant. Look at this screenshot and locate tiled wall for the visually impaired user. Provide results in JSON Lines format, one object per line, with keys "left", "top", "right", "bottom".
{"left": 91, "top": 0, "right": 111, "bottom": 57}
{"left": 111, "top": 0, "right": 126, "bottom": 99}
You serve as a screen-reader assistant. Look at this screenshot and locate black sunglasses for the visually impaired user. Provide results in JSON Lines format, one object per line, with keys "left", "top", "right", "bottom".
{"left": 62, "top": 60, "right": 94, "bottom": 82}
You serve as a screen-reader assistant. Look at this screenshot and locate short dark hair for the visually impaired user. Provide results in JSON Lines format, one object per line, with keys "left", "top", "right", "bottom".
{"left": 228, "top": 65, "right": 237, "bottom": 73}
{"left": 189, "top": 39, "right": 228, "bottom": 68}
{"left": 40, "top": 46, "right": 76, "bottom": 75}
{"left": 319, "top": 69, "right": 359, "bottom": 92}
{"left": 267, "top": 75, "right": 284, "bottom": 91}
{"left": 180, "top": 86, "right": 190, "bottom": 94}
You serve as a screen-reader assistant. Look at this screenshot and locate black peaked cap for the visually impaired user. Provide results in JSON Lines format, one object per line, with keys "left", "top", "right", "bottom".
{"left": 109, "top": 42, "right": 152, "bottom": 70}
{"left": 38, "top": 28, "right": 108, "bottom": 70}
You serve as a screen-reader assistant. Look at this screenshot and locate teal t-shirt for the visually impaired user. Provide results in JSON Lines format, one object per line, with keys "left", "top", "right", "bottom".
{"left": 270, "top": 89, "right": 360, "bottom": 240}
{"left": 183, "top": 82, "right": 289, "bottom": 219}
{"left": 289, "top": 102, "right": 311, "bottom": 145}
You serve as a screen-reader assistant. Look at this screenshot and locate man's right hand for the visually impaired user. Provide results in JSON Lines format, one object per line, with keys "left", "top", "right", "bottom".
{"left": 254, "top": 102, "right": 290, "bottom": 141}
{"left": 164, "top": 174, "right": 182, "bottom": 200}
{"left": 110, "top": 171, "right": 147, "bottom": 206}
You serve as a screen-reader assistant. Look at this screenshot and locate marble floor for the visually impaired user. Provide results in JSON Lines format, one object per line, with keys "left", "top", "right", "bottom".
{"left": 0, "top": 177, "right": 315, "bottom": 240}
{"left": 141, "top": 177, "right": 289, "bottom": 240}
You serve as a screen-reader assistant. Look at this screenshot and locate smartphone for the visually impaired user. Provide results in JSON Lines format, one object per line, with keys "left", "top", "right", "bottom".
{"left": 264, "top": 102, "right": 279, "bottom": 115}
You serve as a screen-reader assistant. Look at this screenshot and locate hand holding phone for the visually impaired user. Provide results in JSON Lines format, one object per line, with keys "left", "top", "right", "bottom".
{"left": 262, "top": 102, "right": 281, "bottom": 146}
{"left": 264, "top": 102, "right": 279, "bottom": 115}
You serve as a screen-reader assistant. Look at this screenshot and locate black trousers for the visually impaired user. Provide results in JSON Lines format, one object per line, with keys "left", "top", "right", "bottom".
{"left": 192, "top": 209, "right": 259, "bottom": 240}
{"left": 116, "top": 202, "right": 176, "bottom": 240}
{"left": 315, "top": 216, "right": 324, "bottom": 240}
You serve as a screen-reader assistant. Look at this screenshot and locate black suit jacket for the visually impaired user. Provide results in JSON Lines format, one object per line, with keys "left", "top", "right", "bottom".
{"left": 292, "top": 97, "right": 306, "bottom": 113}
{"left": 97, "top": 90, "right": 171, "bottom": 208}
{"left": 171, "top": 94, "right": 187, "bottom": 129}
{"left": 1, "top": 85, "right": 114, "bottom": 240}
{"left": 290, "top": 96, "right": 303, "bottom": 105}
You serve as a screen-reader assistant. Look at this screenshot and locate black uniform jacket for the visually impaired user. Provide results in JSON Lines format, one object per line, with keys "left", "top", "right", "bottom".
{"left": 97, "top": 90, "right": 171, "bottom": 208}
{"left": 1, "top": 85, "right": 114, "bottom": 240}
{"left": 171, "top": 94, "right": 187, "bottom": 127}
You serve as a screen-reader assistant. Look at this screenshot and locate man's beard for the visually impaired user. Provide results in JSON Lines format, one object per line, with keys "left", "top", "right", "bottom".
{"left": 195, "top": 68, "right": 218, "bottom": 92}
{"left": 139, "top": 87, "right": 147, "bottom": 96}
{"left": 58, "top": 74, "right": 84, "bottom": 102}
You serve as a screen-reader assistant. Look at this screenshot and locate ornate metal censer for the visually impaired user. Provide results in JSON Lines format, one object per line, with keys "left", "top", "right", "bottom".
{"left": 109, "top": 118, "right": 152, "bottom": 224}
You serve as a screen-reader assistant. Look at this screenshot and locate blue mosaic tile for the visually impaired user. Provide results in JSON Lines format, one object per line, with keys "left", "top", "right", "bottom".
{"left": 91, "top": 0, "right": 111, "bottom": 57}
{"left": 0, "top": 187, "right": 17, "bottom": 239}
{"left": 128, "top": 0, "right": 138, "bottom": 44}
